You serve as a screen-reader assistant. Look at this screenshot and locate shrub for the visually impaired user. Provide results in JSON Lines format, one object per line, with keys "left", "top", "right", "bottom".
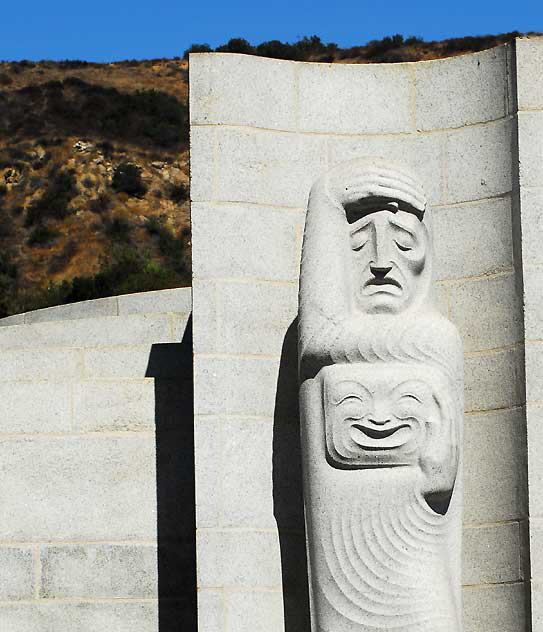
{"left": 144, "top": 214, "right": 188, "bottom": 275}
{"left": 88, "top": 192, "right": 111, "bottom": 214}
{"left": 104, "top": 216, "right": 133, "bottom": 242}
{"left": 82, "top": 176, "right": 94, "bottom": 189}
{"left": 0, "top": 73, "right": 13, "bottom": 86}
{"left": 167, "top": 182, "right": 188, "bottom": 203}
{"left": 111, "top": 163, "right": 147, "bottom": 197}
{"left": 0, "top": 185, "right": 6, "bottom": 197}
{"left": 183, "top": 43, "right": 212, "bottom": 59}
{"left": 27, "top": 224, "right": 60, "bottom": 246}
{"left": 215, "top": 38, "right": 254, "bottom": 54}
{"left": 25, "top": 168, "right": 77, "bottom": 226}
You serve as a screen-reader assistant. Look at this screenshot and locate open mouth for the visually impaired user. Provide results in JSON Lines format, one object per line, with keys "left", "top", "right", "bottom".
{"left": 352, "top": 423, "right": 409, "bottom": 439}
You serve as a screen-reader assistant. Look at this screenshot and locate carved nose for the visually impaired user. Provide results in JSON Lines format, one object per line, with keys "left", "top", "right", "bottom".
{"left": 367, "top": 417, "right": 392, "bottom": 426}
{"left": 370, "top": 264, "right": 393, "bottom": 278}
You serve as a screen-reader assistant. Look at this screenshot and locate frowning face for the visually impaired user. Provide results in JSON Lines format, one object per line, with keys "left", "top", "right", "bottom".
{"left": 349, "top": 209, "right": 428, "bottom": 314}
{"left": 322, "top": 363, "right": 450, "bottom": 469}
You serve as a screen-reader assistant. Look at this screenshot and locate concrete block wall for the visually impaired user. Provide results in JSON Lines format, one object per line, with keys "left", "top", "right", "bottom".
{"left": 190, "top": 42, "right": 534, "bottom": 631}
{"left": 0, "top": 287, "right": 193, "bottom": 632}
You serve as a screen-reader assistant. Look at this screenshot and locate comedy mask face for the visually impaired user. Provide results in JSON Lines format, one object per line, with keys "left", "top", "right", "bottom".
{"left": 349, "top": 207, "right": 429, "bottom": 315}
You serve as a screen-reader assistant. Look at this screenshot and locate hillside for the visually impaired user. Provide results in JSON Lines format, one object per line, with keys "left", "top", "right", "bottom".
{"left": 0, "top": 32, "right": 538, "bottom": 316}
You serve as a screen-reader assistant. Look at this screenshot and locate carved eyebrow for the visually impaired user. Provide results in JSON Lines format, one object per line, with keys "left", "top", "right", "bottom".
{"left": 327, "top": 381, "right": 371, "bottom": 405}
{"left": 388, "top": 217, "right": 418, "bottom": 236}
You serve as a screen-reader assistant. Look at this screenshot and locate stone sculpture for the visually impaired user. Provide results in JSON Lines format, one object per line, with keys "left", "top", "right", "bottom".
{"left": 298, "top": 159, "right": 464, "bottom": 631}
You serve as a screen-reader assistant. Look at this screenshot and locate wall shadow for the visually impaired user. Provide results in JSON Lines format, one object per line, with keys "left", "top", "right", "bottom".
{"left": 273, "top": 316, "right": 311, "bottom": 632}
{"left": 146, "top": 315, "right": 196, "bottom": 632}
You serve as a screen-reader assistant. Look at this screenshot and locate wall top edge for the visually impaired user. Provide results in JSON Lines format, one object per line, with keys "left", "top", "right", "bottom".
{"left": 0, "top": 286, "right": 192, "bottom": 328}
{"left": 189, "top": 41, "right": 513, "bottom": 69}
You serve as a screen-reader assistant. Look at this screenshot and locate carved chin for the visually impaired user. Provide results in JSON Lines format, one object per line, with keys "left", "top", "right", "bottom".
{"left": 358, "top": 290, "right": 407, "bottom": 314}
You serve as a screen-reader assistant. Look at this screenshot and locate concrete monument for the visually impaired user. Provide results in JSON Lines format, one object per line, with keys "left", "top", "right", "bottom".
{"left": 299, "top": 159, "right": 464, "bottom": 631}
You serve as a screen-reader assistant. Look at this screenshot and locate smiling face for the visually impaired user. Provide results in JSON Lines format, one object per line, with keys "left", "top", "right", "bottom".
{"left": 349, "top": 208, "right": 428, "bottom": 315}
{"left": 322, "top": 363, "right": 449, "bottom": 469}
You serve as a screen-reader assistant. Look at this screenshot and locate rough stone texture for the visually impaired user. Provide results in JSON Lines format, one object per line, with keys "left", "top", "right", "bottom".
{"left": 415, "top": 47, "right": 508, "bottom": 131}
{"left": 298, "top": 62, "right": 413, "bottom": 134}
{"left": 462, "top": 523, "right": 521, "bottom": 584}
{"left": 516, "top": 38, "right": 543, "bottom": 110}
{"left": 0, "top": 547, "right": 35, "bottom": 600}
{"left": 190, "top": 45, "right": 538, "bottom": 631}
{"left": 0, "top": 287, "right": 191, "bottom": 632}
{"left": 40, "top": 544, "right": 157, "bottom": 598}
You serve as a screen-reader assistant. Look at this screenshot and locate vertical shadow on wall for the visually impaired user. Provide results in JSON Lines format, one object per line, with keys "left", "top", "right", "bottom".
{"left": 146, "top": 315, "right": 197, "bottom": 632}
{"left": 273, "top": 317, "right": 311, "bottom": 632}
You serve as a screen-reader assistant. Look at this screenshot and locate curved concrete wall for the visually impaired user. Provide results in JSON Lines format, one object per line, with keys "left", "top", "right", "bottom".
{"left": 190, "top": 40, "right": 543, "bottom": 631}
{"left": 0, "top": 287, "right": 192, "bottom": 631}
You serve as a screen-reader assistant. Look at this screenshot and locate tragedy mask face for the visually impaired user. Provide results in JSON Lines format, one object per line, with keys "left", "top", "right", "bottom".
{"left": 322, "top": 363, "right": 452, "bottom": 469}
{"left": 349, "top": 209, "right": 428, "bottom": 315}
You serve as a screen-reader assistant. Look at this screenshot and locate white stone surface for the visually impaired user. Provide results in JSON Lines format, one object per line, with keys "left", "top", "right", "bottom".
{"left": 190, "top": 53, "right": 297, "bottom": 130}
{"left": 0, "top": 547, "right": 35, "bottom": 600}
{"left": 516, "top": 37, "right": 543, "bottom": 111}
{"left": 445, "top": 119, "right": 512, "bottom": 203}
{"left": 462, "top": 523, "right": 521, "bottom": 584}
{"left": 40, "top": 544, "right": 157, "bottom": 598}
{"left": 298, "top": 61, "right": 413, "bottom": 134}
{"left": 415, "top": 46, "right": 507, "bottom": 131}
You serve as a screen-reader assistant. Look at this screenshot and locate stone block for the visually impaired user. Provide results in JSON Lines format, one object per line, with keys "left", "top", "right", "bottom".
{"left": 0, "top": 313, "right": 173, "bottom": 350}
{"left": 0, "top": 602, "right": 158, "bottom": 632}
{"left": 527, "top": 405, "right": 543, "bottom": 517}
{"left": 449, "top": 274, "right": 522, "bottom": 352}
{"left": 432, "top": 197, "right": 513, "bottom": 280}
{"left": 0, "top": 313, "right": 25, "bottom": 326}
{"left": 192, "top": 202, "right": 303, "bottom": 282}
{"left": 327, "top": 131, "right": 445, "bottom": 205}
{"left": 72, "top": 380, "right": 155, "bottom": 432}
{"left": 524, "top": 267, "right": 543, "bottom": 341}
{"left": 197, "top": 529, "right": 282, "bottom": 588}
{"left": 41, "top": 544, "right": 157, "bottom": 598}
{"left": 0, "top": 547, "right": 34, "bottom": 600}
{"left": 463, "top": 583, "right": 526, "bottom": 632}
{"left": 84, "top": 346, "right": 153, "bottom": 379}
{"left": 0, "top": 382, "right": 71, "bottom": 433}
{"left": 194, "top": 356, "right": 288, "bottom": 417}
{"left": 190, "top": 125, "right": 216, "bottom": 202}
{"left": 220, "top": 417, "right": 275, "bottom": 528}
{"left": 446, "top": 119, "right": 512, "bottom": 203}
{"left": 0, "top": 349, "right": 81, "bottom": 381}
{"left": 462, "top": 523, "right": 521, "bottom": 585}
{"left": 520, "top": 187, "right": 543, "bottom": 265}
{"left": 518, "top": 112, "right": 543, "bottom": 187}
{"left": 415, "top": 46, "right": 507, "bottom": 130}
{"left": 298, "top": 61, "right": 413, "bottom": 134}
{"left": 214, "top": 282, "right": 298, "bottom": 355}
{"left": 525, "top": 344, "right": 543, "bottom": 402}
{"left": 25, "top": 297, "right": 118, "bottom": 324}
{"left": 464, "top": 408, "right": 526, "bottom": 523}
{"left": 529, "top": 520, "right": 543, "bottom": 581}
{"left": 198, "top": 589, "right": 225, "bottom": 632}
{"left": 0, "top": 436, "right": 156, "bottom": 541}
{"left": 194, "top": 416, "right": 222, "bottom": 528}
{"left": 212, "top": 127, "right": 327, "bottom": 207}
{"left": 516, "top": 37, "right": 543, "bottom": 111}
{"left": 190, "top": 53, "right": 297, "bottom": 130}
{"left": 117, "top": 287, "right": 191, "bottom": 316}
{"left": 226, "top": 590, "right": 284, "bottom": 632}
{"left": 192, "top": 280, "right": 218, "bottom": 353}
{"left": 464, "top": 348, "right": 523, "bottom": 412}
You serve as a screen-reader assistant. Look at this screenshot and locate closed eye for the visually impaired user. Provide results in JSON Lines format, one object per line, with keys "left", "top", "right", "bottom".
{"left": 337, "top": 394, "right": 364, "bottom": 405}
{"left": 395, "top": 241, "right": 412, "bottom": 252}
{"left": 400, "top": 393, "right": 421, "bottom": 403}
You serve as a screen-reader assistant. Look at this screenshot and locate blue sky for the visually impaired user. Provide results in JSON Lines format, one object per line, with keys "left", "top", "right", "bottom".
{"left": 2, "top": 0, "right": 542, "bottom": 62}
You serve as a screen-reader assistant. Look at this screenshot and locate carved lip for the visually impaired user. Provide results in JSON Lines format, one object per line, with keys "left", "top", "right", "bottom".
{"left": 352, "top": 423, "right": 408, "bottom": 439}
{"left": 350, "top": 423, "right": 412, "bottom": 449}
{"left": 365, "top": 276, "right": 401, "bottom": 290}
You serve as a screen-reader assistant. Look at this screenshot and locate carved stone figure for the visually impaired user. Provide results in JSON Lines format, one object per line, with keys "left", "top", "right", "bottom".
{"left": 298, "top": 159, "right": 464, "bottom": 631}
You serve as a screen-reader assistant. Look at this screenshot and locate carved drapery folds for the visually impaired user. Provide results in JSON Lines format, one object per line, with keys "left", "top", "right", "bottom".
{"left": 298, "top": 159, "right": 464, "bottom": 631}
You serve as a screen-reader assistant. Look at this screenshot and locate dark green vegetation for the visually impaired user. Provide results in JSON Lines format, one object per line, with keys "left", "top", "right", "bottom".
{"left": 0, "top": 78, "right": 188, "bottom": 149}
{"left": 183, "top": 31, "right": 533, "bottom": 63}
